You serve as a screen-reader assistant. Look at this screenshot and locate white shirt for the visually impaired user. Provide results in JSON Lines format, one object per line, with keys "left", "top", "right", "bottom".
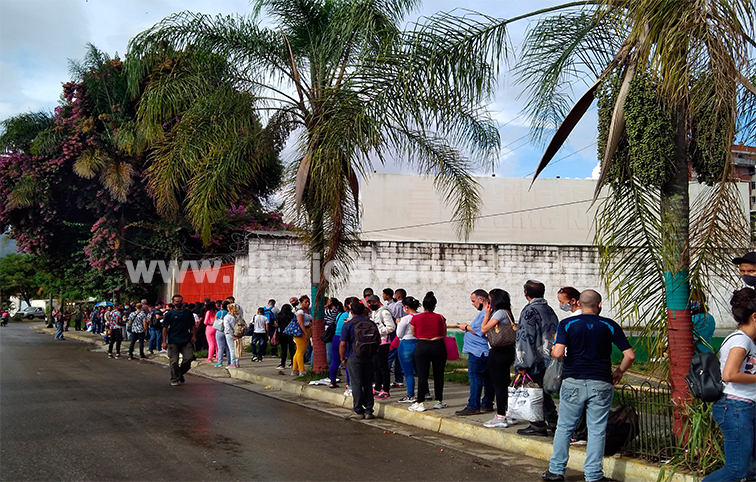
{"left": 396, "top": 314, "right": 416, "bottom": 340}
{"left": 720, "top": 330, "right": 756, "bottom": 401}
{"left": 252, "top": 314, "right": 268, "bottom": 334}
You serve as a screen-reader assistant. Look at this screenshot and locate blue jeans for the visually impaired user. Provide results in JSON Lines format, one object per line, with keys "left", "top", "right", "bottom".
{"left": 148, "top": 327, "right": 162, "bottom": 352}
{"left": 55, "top": 322, "right": 65, "bottom": 339}
{"left": 216, "top": 331, "right": 231, "bottom": 365}
{"left": 397, "top": 339, "right": 417, "bottom": 397}
{"left": 703, "top": 397, "right": 756, "bottom": 481}
{"left": 549, "top": 378, "right": 614, "bottom": 482}
{"left": 251, "top": 333, "right": 267, "bottom": 358}
{"left": 465, "top": 352, "right": 494, "bottom": 410}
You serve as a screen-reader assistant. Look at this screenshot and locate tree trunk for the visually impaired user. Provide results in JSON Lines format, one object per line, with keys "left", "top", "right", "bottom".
{"left": 310, "top": 254, "right": 328, "bottom": 374}
{"left": 663, "top": 106, "right": 693, "bottom": 438}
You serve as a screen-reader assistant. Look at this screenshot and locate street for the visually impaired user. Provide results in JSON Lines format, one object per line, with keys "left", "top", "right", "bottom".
{"left": 0, "top": 324, "right": 552, "bottom": 481}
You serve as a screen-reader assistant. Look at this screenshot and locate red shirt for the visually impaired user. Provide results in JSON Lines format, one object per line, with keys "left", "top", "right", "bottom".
{"left": 410, "top": 312, "right": 446, "bottom": 339}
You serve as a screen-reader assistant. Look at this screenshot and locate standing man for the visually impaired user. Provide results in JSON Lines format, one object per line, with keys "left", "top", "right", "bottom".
{"left": 148, "top": 302, "right": 165, "bottom": 355}
{"left": 340, "top": 301, "right": 378, "bottom": 420}
{"left": 265, "top": 300, "right": 279, "bottom": 357}
{"left": 127, "top": 303, "right": 149, "bottom": 360}
{"left": 542, "top": 290, "right": 635, "bottom": 482}
{"left": 107, "top": 304, "right": 124, "bottom": 358}
{"left": 162, "top": 294, "right": 197, "bottom": 386}
{"left": 733, "top": 252, "right": 756, "bottom": 286}
{"left": 515, "top": 280, "right": 560, "bottom": 436}
{"left": 226, "top": 296, "right": 244, "bottom": 321}
{"left": 456, "top": 289, "right": 495, "bottom": 415}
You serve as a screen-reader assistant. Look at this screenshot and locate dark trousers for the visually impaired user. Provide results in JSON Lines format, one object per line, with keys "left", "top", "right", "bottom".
{"left": 347, "top": 356, "right": 375, "bottom": 414}
{"left": 74, "top": 318, "right": 82, "bottom": 330}
{"left": 167, "top": 342, "right": 195, "bottom": 383}
{"left": 373, "top": 344, "right": 391, "bottom": 393}
{"left": 488, "top": 346, "right": 516, "bottom": 416}
{"left": 108, "top": 328, "right": 123, "bottom": 354}
{"left": 251, "top": 333, "right": 267, "bottom": 358}
{"left": 268, "top": 325, "right": 278, "bottom": 356}
{"left": 414, "top": 339, "right": 446, "bottom": 403}
{"left": 128, "top": 331, "right": 146, "bottom": 358}
{"left": 528, "top": 369, "right": 559, "bottom": 427}
{"left": 278, "top": 332, "right": 296, "bottom": 366}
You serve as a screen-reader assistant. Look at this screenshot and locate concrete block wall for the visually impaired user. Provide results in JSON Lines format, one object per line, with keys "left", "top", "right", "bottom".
{"left": 234, "top": 234, "right": 607, "bottom": 325}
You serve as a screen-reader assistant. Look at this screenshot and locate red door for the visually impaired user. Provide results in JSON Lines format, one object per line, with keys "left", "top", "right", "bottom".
{"left": 178, "top": 264, "right": 234, "bottom": 303}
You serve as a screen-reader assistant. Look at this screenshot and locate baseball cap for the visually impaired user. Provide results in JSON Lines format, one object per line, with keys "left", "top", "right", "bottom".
{"left": 732, "top": 252, "right": 756, "bottom": 264}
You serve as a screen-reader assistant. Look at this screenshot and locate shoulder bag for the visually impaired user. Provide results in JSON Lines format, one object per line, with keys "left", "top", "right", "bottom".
{"left": 486, "top": 310, "right": 517, "bottom": 348}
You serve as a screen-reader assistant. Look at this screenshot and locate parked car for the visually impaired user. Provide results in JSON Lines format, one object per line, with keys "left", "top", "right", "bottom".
{"left": 18, "top": 307, "right": 45, "bottom": 319}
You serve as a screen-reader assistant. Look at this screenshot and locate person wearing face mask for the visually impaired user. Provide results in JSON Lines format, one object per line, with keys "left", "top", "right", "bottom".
{"left": 456, "top": 289, "right": 495, "bottom": 415}
{"left": 368, "top": 294, "right": 396, "bottom": 399}
{"left": 557, "top": 287, "right": 581, "bottom": 316}
{"left": 733, "top": 252, "right": 756, "bottom": 287}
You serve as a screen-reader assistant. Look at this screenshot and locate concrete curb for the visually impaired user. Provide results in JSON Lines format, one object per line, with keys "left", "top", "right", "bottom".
{"left": 36, "top": 326, "right": 697, "bottom": 482}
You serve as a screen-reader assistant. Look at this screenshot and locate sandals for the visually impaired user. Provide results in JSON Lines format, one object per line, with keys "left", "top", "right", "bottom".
{"left": 329, "top": 383, "right": 339, "bottom": 389}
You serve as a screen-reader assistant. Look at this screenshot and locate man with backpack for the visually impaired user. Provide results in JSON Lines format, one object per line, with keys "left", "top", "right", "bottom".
{"left": 541, "top": 290, "right": 635, "bottom": 482}
{"left": 340, "top": 301, "right": 379, "bottom": 420}
{"left": 265, "top": 300, "right": 279, "bottom": 357}
{"left": 148, "top": 302, "right": 165, "bottom": 355}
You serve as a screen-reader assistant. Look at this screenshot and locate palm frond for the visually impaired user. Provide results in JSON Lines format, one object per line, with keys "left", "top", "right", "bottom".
{"left": 100, "top": 161, "right": 134, "bottom": 203}
{"left": 73, "top": 149, "right": 109, "bottom": 179}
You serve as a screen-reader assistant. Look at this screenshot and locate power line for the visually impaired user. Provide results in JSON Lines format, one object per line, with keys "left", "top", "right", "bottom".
{"left": 523, "top": 142, "right": 598, "bottom": 178}
{"left": 361, "top": 197, "right": 606, "bottom": 235}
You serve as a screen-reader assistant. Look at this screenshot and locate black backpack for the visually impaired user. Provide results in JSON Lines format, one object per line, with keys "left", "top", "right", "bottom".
{"left": 352, "top": 320, "right": 380, "bottom": 358}
{"left": 148, "top": 310, "right": 162, "bottom": 330}
{"left": 685, "top": 332, "right": 743, "bottom": 402}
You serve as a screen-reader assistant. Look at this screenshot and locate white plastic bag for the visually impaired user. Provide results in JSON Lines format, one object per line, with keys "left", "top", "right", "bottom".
{"left": 506, "top": 374, "right": 544, "bottom": 422}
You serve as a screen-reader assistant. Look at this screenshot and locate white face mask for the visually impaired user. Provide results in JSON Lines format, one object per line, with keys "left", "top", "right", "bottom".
{"left": 559, "top": 304, "right": 572, "bottom": 312}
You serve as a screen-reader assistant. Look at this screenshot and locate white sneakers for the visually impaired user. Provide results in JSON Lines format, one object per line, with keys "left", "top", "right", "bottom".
{"left": 484, "top": 416, "right": 518, "bottom": 428}
{"left": 409, "top": 400, "right": 446, "bottom": 411}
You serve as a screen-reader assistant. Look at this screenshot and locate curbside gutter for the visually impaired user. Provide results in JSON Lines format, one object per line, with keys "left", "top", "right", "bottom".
{"left": 35, "top": 326, "right": 697, "bottom": 482}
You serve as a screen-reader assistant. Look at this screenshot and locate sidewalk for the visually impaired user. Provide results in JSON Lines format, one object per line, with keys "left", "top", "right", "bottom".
{"left": 36, "top": 325, "right": 696, "bottom": 482}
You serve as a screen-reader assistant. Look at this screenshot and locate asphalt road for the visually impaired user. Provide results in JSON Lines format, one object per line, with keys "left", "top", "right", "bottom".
{"left": 0, "top": 323, "right": 551, "bottom": 481}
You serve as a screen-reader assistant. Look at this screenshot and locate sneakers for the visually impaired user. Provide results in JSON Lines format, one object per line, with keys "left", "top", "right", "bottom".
{"left": 214, "top": 363, "right": 224, "bottom": 367}
{"left": 127, "top": 356, "right": 134, "bottom": 361}
{"left": 397, "top": 396, "right": 416, "bottom": 403}
{"left": 171, "top": 381, "right": 180, "bottom": 386}
{"left": 251, "top": 356, "right": 258, "bottom": 362}
{"left": 484, "top": 416, "right": 509, "bottom": 428}
{"left": 276, "top": 365, "right": 285, "bottom": 370}
{"left": 297, "top": 372, "right": 305, "bottom": 377}
{"left": 433, "top": 401, "right": 447, "bottom": 409}
{"left": 291, "top": 370, "right": 299, "bottom": 376}
{"left": 505, "top": 417, "right": 518, "bottom": 426}
{"left": 343, "top": 388, "right": 353, "bottom": 397}
{"left": 390, "top": 381, "right": 405, "bottom": 388}
{"left": 229, "top": 364, "right": 240, "bottom": 368}
{"left": 541, "top": 471, "right": 565, "bottom": 481}
{"left": 455, "top": 407, "right": 481, "bottom": 416}
{"left": 158, "top": 349, "right": 167, "bottom": 354}
{"left": 257, "top": 356, "right": 263, "bottom": 362}
{"left": 375, "top": 391, "right": 390, "bottom": 400}
{"left": 365, "top": 413, "right": 376, "bottom": 420}
{"left": 408, "top": 402, "right": 426, "bottom": 412}
{"left": 108, "top": 353, "right": 114, "bottom": 358}
{"left": 114, "top": 354, "right": 121, "bottom": 359}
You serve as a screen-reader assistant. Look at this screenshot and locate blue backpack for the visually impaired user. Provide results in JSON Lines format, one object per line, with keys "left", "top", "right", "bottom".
{"left": 264, "top": 307, "right": 275, "bottom": 325}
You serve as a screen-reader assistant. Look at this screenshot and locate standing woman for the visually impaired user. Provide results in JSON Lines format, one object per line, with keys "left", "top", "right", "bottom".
{"left": 480, "top": 288, "right": 517, "bottom": 428}
{"left": 557, "top": 287, "right": 582, "bottom": 315}
{"left": 702, "top": 287, "right": 756, "bottom": 482}
{"left": 214, "top": 301, "right": 230, "bottom": 367}
{"left": 276, "top": 304, "right": 296, "bottom": 370}
{"left": 292, "top": 295, "right": 312, "bottom": 377}
{"left": 330, "top": 297, "right": 357, "bottom": 389}
{"left": 223, "top": 303, "right": 241, "bottom": 368}
{"left": 408, "top": 292, "right": 448, "bottom": 412}
{"left": 204, "top": 300, "right": 218, "bottom": 362}
{"left": 396, "top": 296, "right": 420, "bottom": 403}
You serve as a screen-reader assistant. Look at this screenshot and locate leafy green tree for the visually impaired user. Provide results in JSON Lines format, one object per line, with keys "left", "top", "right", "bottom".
{"left": 0, "top": 254, "right": 49, "bottom": 308}
{"left": 126, "top": 0, "right": 501, "bottom": 371}
{"left": 425, "top": 1, "right": 756, "bottom": 404}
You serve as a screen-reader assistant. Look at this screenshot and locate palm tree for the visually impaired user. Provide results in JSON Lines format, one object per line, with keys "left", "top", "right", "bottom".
{"left": 425, "top": 0, "right": 756, "bottom": 408}
{"left": 126, "top": 0, "right": 501, "bottom": 372}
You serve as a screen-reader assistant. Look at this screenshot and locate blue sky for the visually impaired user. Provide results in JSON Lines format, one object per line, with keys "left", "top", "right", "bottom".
{"left": 0, "top": 0, "right": 601, "bottom": 179}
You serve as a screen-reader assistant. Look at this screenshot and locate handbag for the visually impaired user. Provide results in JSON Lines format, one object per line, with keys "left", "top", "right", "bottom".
{"left": 542, "top": 357, "right": 564, "bottom": 395}
{"left": 283, "top": 320, "right": 303, "bottom": 337}
{"left": 486, "top": 310, "right": 516, "bottom": 348}
{"left": 212, "top": 317, "right": 224, "bottom": 332}
{"left": 389, "top": 335, "right": 401, "bottom": 351}
{"left": 506, "top": 374, "right": 544, "bottom": 422}
{"left": 320, "top": 323, "right": 336, "bottom": 343}
{"left": 270, "top": 330, "right": 279, "bottom": 346}
{"left": 444, "top": 336, "right": 460, "bottom": 361}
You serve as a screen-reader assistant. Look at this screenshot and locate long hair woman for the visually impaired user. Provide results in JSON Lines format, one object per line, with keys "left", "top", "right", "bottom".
{"left": 396, "top": 296, "right": 420, "bottom": 403}
{"left": 557, "top": 287, "right": 581, "bottom": 315}
{"left": 223, "top": 303, "right": 241, "bottom": 368}
{"left": 292, "top": 295, "right": 312, "bottom": 376}
{"left": 408, "top": 292, "right": 447, "bottom": 412}
{"left": 702, "top": 288, "right": 756, "bottom": 481}
{"left": 204, "top": 300, "right": 218, "bottom": 362}
{"left": 480, "top": 288, "right": 516, "bottom": 428}
{"left": 329, "top": 297, "right": 356, "bottom": 389}
{"left": 214, "top": 301, "right": 231, "bottom": 367}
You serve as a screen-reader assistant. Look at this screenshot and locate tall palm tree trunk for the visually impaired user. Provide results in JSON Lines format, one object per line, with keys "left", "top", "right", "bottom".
{"left": 663, "top": 107, "right": 693, "bottom": 437}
